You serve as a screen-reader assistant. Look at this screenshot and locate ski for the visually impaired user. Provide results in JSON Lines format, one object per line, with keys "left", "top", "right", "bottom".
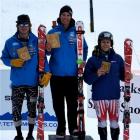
{"left": 76, "top": 21, "right": 85, "bottom": 139}
{"left": 52, "top": 20, "right": 57, "bottom": 28}
{"left": 37, "top": 25, "right": 46, "bottom": 140}
{"left": 123, "top": 38, "right": 133, "bottom": 140}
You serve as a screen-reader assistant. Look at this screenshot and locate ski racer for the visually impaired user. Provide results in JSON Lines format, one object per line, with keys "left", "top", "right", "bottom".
{"left": 84, "top": 31, "right": 132, "bottom": 140}
{"left": 46, "top": 5, "right": 88, "bottom": 138}
{"left": 1, "top": 14, "right": 51, "bottom": 140}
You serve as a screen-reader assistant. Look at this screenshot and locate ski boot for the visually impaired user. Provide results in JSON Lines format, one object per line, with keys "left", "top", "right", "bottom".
{"left": 26, "top": 135, "right": 35, "bottom": 140}
{"left": 110, "top": 127, "right": 120, "bottom": 140}
{"left": 14, "top": 136, "right": 24, "bottom": 140}
{"left": 98, "top": 127, "right": 107, "bottom": 140}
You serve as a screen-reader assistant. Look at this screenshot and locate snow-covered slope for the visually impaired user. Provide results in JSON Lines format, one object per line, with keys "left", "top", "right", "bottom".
{"left": 1, "top": 1, "right": 140, "bottom": 140}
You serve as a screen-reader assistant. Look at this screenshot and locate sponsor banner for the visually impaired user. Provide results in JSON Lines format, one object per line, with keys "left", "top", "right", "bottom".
{"left": 0, "top": 69, "right": 57, "bottom": 130}
{"left": 87, "top": 74, "right": 140, "bottom": 123}
{"left": 0, "top": 120, "right": 57, "bottom": 131}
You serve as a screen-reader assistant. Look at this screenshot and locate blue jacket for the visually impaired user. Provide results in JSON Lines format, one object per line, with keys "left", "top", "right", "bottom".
{"left": 47, "top": 24, "right": 88, "bottom": 76}
{"left": 1, "top": 32, "right": 49, "bottom": 86}
{"left": 84, "top": 49, "right": 124, "bottom": 100}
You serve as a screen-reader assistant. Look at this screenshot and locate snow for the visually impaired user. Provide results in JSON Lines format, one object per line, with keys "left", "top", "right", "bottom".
{"left": 1, "top": 0, "right": 140, "bottom": 139}
{"left": 1, "top": 120, "right": 140, "bottom": 140}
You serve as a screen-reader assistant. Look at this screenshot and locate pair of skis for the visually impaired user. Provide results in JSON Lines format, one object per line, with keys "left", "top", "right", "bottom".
{"left": 76, "top": 27, "right": 133, "bottom": 140}
{"left": 36, "top": 21, "right": 86, "bottom": 140}
{"left": 76, "top": 21, "right": 86, "bottom": 138}
{"left": 123, "top": 39, "right": 133, "bottom": 140}
{"left": 37, "top": 25, "right": 46, "bottom": 140}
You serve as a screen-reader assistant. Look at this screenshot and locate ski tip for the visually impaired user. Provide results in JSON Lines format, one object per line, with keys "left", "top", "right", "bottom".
{"left": 52, "top": 21, "right": 57, "bottom": 28}
{"left": 38, "top": 24, "right": 46, "bottom": 29}
{"left": 124, "top": 38, "right": 133, "bottom": 43}
{"left": 124, "top": 38, "right": 133, "bottom": 47}
{"left": 76, "top": 21, "right": 84, "bottom": 27}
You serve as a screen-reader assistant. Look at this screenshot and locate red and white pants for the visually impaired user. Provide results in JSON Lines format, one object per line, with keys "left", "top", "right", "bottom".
{"left": 93, "top": 99, "right": 120, "bottom": 128}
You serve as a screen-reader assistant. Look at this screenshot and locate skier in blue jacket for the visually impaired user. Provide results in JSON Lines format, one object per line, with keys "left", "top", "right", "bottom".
{"left": 84, "top": 31, "right": 132, "bottom": 140}
{"left": 1, "top": 14, "right": 51, "bottom": 140}
{"left": 46, "top": 5, "right": 88, "bottom": 138}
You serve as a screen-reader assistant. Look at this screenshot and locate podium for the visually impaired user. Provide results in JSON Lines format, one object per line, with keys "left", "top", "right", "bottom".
{"left": 48, "top": 135, "right": 94, "bottom": 140}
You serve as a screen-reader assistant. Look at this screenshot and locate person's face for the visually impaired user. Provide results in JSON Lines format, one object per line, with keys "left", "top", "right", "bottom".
{"left": 100, "top": 39, "right": 111, "bottom": 52}
{"left": 60, "top": 12, "right": 71, "bottom": 28}
{"left": 17, "top": 23, "right": 30, "bottom": 34}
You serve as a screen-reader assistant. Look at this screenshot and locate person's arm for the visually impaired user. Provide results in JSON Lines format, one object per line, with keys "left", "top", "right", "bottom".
{"left": 83, "top": 38, "right": 88, "bottom": 61}
{"left": 1, "top": 41, "right": 24, "bottom": 67}
{"left": 46, "top": 42, "right": 52, "bottom": 55}
{"left": 39, "top": 54, "right": 52, "bottom": 87}
{"left": 119, "top": 56, "right": 125, "bottom": 81}
{"left": 1, "top": 41, "right": 12, "bottom": 66}
{"left": 84, "top": 57, "right": 100, "bottom": 85}
{"left": 120, "top": 56, "right": 133, "bottom": 82}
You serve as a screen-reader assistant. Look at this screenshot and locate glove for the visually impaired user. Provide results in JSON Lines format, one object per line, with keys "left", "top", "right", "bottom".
{"left": 11, "top": 58, "right": 24, "bottom": 67}
{"left": 125, "top": 72, "right": 133, "bottom": 81}
{"left": 40, "top": 72, "right": 52, "bottom": 86}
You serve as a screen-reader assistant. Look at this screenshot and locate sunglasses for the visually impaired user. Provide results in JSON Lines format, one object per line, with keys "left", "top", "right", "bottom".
{"left": 19, "top": 24, "right": 29, "bottom": 27}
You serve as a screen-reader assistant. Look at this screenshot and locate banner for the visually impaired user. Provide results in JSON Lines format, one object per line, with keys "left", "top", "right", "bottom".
{"left": 0, "top": 69, "right": 57, "bottom": 130}
{"left": 87, "top": 73, "right": 140, "bottom": 123}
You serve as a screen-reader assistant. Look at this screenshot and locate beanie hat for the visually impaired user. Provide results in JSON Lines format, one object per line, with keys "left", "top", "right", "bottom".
{"left": 16, "top": 14, "right": 31, "bottom": 25}
{"left": 59, "top": 5, "right": 73, "bottom": 16}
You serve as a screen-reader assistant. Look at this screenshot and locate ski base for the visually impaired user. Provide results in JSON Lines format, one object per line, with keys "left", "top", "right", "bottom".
{"left": 48, "top": 135, "right": 94, "bottom": 140}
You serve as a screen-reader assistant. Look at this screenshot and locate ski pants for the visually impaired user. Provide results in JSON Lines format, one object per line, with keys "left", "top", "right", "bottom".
{"left": 93, "top": 99, "right": 120, "bottom": 128}
{"left": 50, "top": 76, "right": 78, "bottom": 134}
{"left": 11, "top": 86, "right": 38, "bottom": 127}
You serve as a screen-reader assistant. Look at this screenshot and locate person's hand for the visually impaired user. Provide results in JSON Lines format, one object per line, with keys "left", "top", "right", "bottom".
{"left": 125, "top": 72, "right": 133, "bottom": 81}
{"left": 39, "top": 72, "right": 52, "bottom": 86}
{"left": 97, "top": 66, "right": 106, "bottom": 77}
{"left": 46, "top": 42, "right": 51, "bottom": 52}
{"left": 11, "top": 58, "right": 24, "bottom": 67}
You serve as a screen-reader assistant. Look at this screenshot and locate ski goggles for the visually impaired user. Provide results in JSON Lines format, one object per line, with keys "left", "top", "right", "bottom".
{"left": 18, "top": 23, "right": 30, "bottom": 27}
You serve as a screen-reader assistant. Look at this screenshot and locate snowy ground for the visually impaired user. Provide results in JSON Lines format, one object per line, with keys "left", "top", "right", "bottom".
{"left": 1, "top": 0, "right": 140, "bottom": 139}
{"left": 1, "top": 116, "right": 140, "bottom": 140}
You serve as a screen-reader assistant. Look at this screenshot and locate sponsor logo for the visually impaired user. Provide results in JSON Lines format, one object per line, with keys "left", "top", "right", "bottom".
{"left": 120, "top": 83, "right": 140, "bottom": 94}
{"left": 120, "top": 102, "right": 140, "bottom": 114}
{"left": 0, "top": 120, "right": 57, "bottom": 129}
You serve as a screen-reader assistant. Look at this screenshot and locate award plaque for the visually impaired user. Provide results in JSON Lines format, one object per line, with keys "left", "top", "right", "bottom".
{"left": 101, "top": 61, "right": 111, "bottom": 73}
{"left": 46, "top": 33, "right": 60, "bottom": 48}
{"left": 17, "top": 46, "right": 31, "bottom": 61}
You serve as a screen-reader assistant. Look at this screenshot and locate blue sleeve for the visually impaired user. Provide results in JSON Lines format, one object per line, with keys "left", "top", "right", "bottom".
{"left": 119, "top": 56, "right": 125, "bottom": 81}
{"left": 84, "top": 57, "right": 99, "bottom": 85}
{"left": 1, "top": 41, "right": 11, "bottom": 67}
{"left": 83, "top": 38, "right": 88, "bottom": 61}
{"left": 46, "top": 51, "right": 52, "bottom": 56}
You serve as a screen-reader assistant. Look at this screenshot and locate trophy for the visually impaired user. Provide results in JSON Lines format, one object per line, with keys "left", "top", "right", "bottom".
{"left": 101, "top": 61, "right": 111, "bottom": 73}
{"left": 46, "top": 33, "right": 60, "bottom": 48}
{"left": 17, "top": 46, "right": 31, "bottom": 61}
